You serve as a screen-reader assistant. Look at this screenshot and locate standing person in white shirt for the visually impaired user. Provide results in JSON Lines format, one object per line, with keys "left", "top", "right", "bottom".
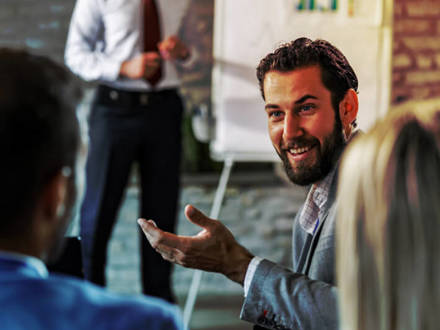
{"left": 65, "top": 0, "right": 194, "bottom": 302}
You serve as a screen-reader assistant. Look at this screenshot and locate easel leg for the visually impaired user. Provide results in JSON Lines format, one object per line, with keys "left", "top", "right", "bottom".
{"left": 182, "top": 156, "right": 234, "bottom": 329}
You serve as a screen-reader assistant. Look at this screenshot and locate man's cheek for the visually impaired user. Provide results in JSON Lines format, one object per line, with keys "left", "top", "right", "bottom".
{"left": 268, "top": 127, "right": 281, "bottom": 147}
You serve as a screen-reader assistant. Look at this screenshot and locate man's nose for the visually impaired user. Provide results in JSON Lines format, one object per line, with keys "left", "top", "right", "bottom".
{"left": 282, "top": 113, "right": 303, "bottom": 141}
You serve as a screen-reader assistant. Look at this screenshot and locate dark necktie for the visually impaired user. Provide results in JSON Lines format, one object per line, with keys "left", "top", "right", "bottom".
{"left": 143, "top": 0, "right": 162, "bottom": 86}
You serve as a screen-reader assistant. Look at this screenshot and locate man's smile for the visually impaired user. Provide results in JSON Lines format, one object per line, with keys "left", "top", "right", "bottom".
{"left": 288, "top": 144, "right": 315, "bottom": 155}
{"left": 285, "top": 143, "right": 318, "bottom": 163}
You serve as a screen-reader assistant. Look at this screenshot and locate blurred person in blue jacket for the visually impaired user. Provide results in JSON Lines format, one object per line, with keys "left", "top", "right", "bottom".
{"left": 0, "top": 48, "right": 183, "bottom": 330}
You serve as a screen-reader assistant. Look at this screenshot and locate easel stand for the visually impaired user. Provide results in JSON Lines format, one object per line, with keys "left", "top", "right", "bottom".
{"left": 182, "top": 156, "right": 235, "bottom": 330}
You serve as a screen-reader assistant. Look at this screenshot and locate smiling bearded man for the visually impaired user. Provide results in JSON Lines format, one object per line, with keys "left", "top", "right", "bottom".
{"left": 138, "top": 38, "right": 359, "bottom": 330}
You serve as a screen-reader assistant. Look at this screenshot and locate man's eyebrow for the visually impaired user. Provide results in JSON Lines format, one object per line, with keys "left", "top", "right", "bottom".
{"left": 264, "top": 94, "right": 318, "bottom": 110}
{"left": 264, "top": 104, "right": 279, "bottom": 110}
{"left": 294, "top": 94, "right": 318, "bottom": 104}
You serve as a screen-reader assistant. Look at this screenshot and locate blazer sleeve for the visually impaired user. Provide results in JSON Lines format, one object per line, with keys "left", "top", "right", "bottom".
{"left": 240, "top": 259, "right": 338, "bottom": 330}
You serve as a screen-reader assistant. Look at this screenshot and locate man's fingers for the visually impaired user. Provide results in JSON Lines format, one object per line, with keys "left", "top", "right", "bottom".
{"left": 148, "top": 219, "right": 157, "bottom": 227}
{"left": 138, "top": 218, "right": 201, "bottom": 267}
{"left": 145, "top": 59, "right": 160, "bottom": 68}
{"left": 138, "top": 218, "right": 158, "bottom": 234}
{"left": 143, "top": 51, "right": 160, "bottom": 59}
{"left": 153, "top": 242, "right": 185, "bottom": 265}
{"left": 184, "top": 204, "right": 215, "bottom": 229}
{"left": 138, "top": 218, "right": 201, "bottom": 252}
{"left": 137, "top": 218, "right": 182, "bottom": 249}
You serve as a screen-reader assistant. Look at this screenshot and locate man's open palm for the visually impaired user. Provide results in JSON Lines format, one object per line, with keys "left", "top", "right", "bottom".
{"left": 138, "top": 204, "right": 254, "bottom": 285}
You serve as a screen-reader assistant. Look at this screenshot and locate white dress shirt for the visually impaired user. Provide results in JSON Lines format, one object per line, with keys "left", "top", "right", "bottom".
{"left": 65, "top": 0, "right": 191, "bottom": 91}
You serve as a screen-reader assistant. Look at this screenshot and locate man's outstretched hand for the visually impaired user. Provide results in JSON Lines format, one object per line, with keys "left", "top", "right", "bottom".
{"left": 138, "top": 205, "right": 254, "bottom": 285}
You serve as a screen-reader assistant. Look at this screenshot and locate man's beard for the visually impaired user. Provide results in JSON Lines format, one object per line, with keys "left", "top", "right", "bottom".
{"left": 278, "top": 116, "right": 345, "bottom": 186}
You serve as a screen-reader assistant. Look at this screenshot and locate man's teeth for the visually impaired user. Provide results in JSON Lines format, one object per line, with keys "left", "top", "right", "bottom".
{"left": 289, "top": 145, "right": 312, "bottom": 155}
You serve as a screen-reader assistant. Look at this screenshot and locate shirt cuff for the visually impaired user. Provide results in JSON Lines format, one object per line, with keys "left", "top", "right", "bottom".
{"left": 101, "top": 58, "right": 124, "bottom": 82}
{"left": 243, "top": 256, "right": 263, "bottom": 297}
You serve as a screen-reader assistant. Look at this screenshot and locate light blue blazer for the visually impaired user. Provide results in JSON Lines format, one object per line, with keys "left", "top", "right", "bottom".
{"left": 0, "top": 255, "right": 183, "bottom": 330}
{"left": 240, "top": 172, "right": 339, "bottom": 330}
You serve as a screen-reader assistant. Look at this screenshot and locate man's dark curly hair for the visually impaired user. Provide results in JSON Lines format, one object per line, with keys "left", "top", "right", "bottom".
{"left": 256, "top": 38, "right": 358, "bottom": 113}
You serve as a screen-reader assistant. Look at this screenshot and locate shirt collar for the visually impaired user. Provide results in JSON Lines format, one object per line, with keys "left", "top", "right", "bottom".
{"left": 299, "top": 165, "right": 337, "bottom": 234}
{"left": 0, "top": 250, "right": 49, "bottom": 278}
{"left": 311, "top": 165, "right": 337, "bottom": 211}
{"left": 298, "top": 129, "right": 358, "bottom": 234}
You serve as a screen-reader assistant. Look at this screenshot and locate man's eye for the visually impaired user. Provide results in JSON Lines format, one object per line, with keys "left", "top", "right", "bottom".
{"left": 269, "top": 111, "right": 283, "bottom": 119}
{"left": 298, "top": 104, "right": 316, "bottom": 113}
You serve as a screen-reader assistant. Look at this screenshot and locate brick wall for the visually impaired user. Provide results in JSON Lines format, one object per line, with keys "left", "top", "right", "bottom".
{"left": 392, "top": 0, "right": 440, "bottom": 104}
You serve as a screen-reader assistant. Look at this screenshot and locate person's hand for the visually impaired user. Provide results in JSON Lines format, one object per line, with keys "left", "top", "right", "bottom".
{"left": 138, "top": 204, "right": 254, "bottom": 285}
{"left": 119, "top": 52, "right": 161, "bottom": 79}
{"left": 158, "top": 35, "right": 190, "bottom": 61}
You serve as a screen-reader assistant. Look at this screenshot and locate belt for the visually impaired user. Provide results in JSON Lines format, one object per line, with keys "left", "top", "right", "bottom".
{"left": 95, "top": 85, "right": 178, "bottom": 108}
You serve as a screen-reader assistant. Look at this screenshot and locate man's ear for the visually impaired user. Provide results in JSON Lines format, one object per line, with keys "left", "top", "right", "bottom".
{"left": 339, "top": 89, "right": 359, "bottom": 137}
{"left": 42, "top": 171, "right": 68, "bottom": 223}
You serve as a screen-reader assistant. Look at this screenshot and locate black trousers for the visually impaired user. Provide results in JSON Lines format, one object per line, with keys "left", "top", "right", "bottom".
{"left": 80, "top": 86, "right": 183, "bottom": 302}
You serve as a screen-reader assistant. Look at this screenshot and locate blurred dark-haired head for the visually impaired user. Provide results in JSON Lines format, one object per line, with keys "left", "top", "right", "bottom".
{"left": 0, "top": 48, "right": 81, "bottom": 239}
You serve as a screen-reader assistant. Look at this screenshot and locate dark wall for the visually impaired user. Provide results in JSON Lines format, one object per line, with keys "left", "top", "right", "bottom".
{"left": 0, "top": 0, "right": 76, "bottom": 64}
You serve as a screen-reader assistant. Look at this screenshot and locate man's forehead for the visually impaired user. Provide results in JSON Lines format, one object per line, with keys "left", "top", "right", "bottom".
{"left": 264, "top": 66, "right": 322, "bottom": 84}
{"left": 263, "top": 66, "right": 327, "bottom": 102}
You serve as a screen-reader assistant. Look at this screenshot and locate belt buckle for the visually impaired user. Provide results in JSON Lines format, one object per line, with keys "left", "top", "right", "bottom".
{"left": 140, "top": 94, "right": 149, "bottom": 106}
{"left": 109, "top": 90, "right": 119, "bottom": 100}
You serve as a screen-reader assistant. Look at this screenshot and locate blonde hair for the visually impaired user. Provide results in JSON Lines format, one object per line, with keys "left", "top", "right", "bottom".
{"left": 337, "top": 104, "right": 440, "bottom": 330}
